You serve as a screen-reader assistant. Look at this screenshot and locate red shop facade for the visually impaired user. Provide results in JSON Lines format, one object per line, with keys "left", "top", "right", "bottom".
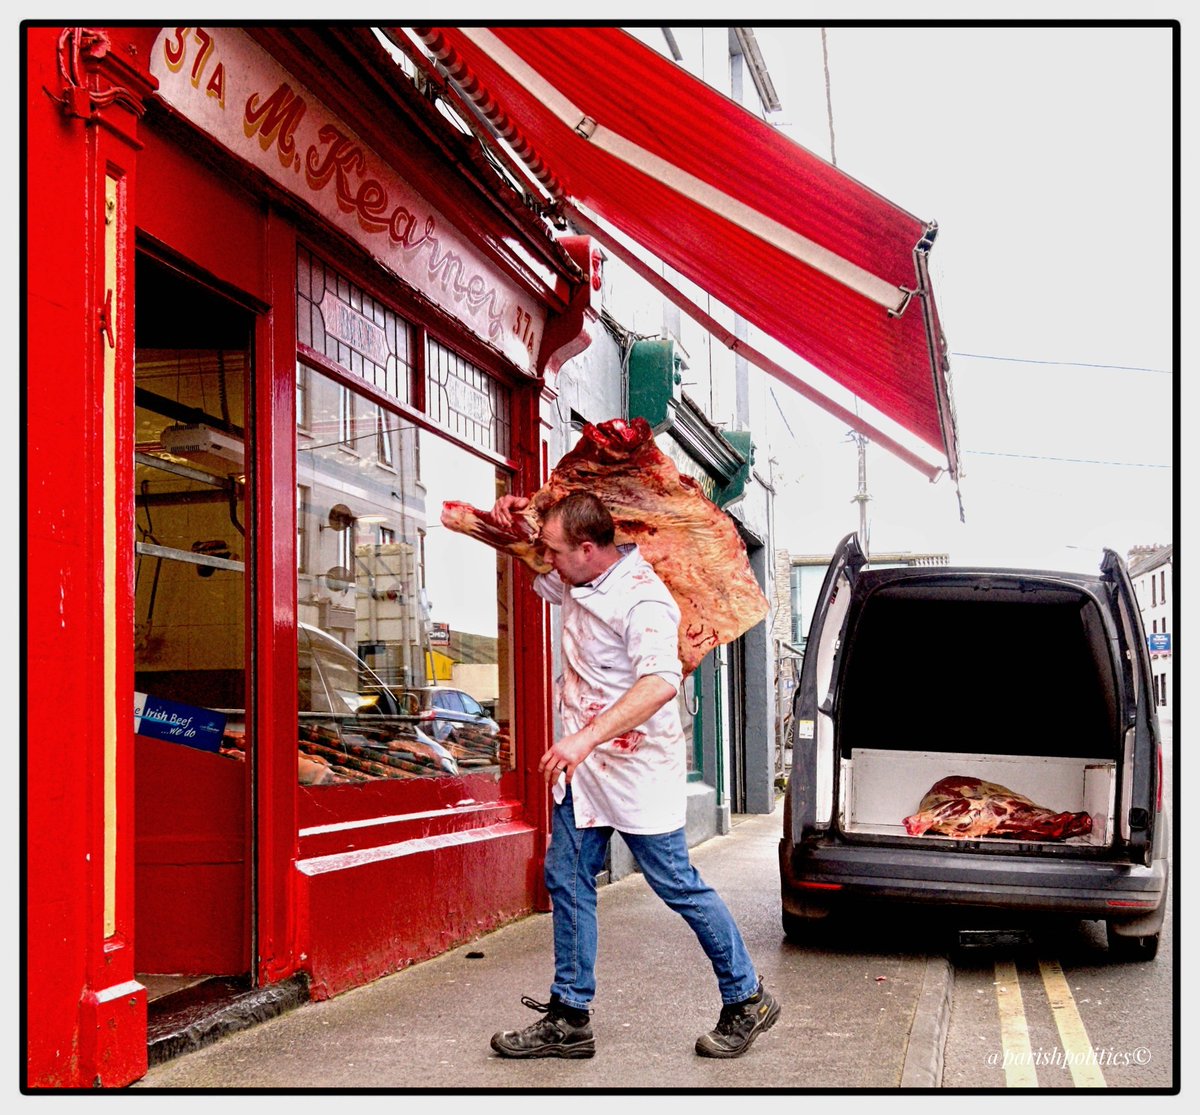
{"left": 24, "top": 25, "right": 599, "bottom": 1089}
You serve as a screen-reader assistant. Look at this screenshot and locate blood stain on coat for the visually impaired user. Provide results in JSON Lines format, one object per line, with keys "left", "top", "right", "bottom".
{"left": 610, "top": 730, "right": 645, "bottom": 752}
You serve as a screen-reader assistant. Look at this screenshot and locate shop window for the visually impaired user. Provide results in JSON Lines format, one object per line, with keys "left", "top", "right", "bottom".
{"left": 295, "top": 364, "right": 513, "bottom": 785}
{"left": 426, "top": 338, "right": 512, "bottom": 457}
{"left": 680, "top": 673, "right": 699, "bottom": 775}
{"left": 297, "top": 245, "right": 413, "bottom": 405}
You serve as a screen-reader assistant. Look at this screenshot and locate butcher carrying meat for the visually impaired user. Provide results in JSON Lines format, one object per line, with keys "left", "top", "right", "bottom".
{"left": 441, "top": 416, "right": 769, "bottom": 675}
{"left": 444, "top": 417, "right": 780, "bottom": 1061}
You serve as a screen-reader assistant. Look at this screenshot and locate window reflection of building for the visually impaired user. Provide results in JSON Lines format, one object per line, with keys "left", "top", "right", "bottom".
{"left": 296, "top": 365, "right": 426, "bottom": 689}
{"left": 296, "top": 361, "right": 311, "bottom": 431}
{"left": 294, "top": 249, "right": 513, "bottom": 786}
{"left": 296, "top": 485, "right": 309, "bottom": 573}
{"left": 376, "top": 407, "right": 394, "bottom": 468}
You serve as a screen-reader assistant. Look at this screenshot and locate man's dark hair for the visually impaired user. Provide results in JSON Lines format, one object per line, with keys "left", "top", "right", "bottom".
{"left": 545, "top": 491, "right": 615, "bottom": 547}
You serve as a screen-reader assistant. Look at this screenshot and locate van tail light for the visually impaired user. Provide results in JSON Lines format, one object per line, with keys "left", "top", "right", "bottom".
{"left": 1106, "top": 898, "right": 1159, "bottom": 909}
{"left": 797, "top": 881, "right": 843, "bottom": 891}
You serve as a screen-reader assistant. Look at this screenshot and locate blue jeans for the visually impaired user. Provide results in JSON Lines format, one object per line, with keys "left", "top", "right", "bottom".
{"left": 545, "top": 787, "right": 759, "bottom": 1011}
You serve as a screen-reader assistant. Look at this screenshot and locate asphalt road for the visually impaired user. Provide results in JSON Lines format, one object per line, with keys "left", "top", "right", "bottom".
{"left": 941, "top": 720, "right": 1176, "bottom": 1090}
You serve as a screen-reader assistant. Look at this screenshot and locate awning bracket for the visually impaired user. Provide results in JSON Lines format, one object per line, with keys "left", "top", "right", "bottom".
{"left": 886, "top": 287, "right": 918, "bottom": 319}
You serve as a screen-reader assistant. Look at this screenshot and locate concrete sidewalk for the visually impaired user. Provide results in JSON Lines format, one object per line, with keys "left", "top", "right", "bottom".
{"left": 134, "top": 807, "right": 941, "bottom": 1091}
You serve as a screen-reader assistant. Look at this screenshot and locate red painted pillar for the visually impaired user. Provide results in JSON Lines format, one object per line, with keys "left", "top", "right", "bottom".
{"left": 25, "top": 26, "right": 156, "bottom": 1088}
{"left": 254, "top": 212, "right": 303, "bottom": 985}
{"left": 510, "top": 386, "right": 554, "bottom": 913}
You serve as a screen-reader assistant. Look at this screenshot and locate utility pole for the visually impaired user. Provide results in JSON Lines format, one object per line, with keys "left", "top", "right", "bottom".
{"left": 849, "top": 430, "right": 870, "bottom": 559}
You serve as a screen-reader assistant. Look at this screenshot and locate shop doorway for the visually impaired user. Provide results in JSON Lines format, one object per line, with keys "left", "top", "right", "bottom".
{"left": 132, "top": 253, "right": 254, "bottom": 1006}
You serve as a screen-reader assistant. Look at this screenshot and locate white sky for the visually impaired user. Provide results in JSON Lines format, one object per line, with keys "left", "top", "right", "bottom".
{"left": 750, "top": 21, "right": 1178, "bottom": 574}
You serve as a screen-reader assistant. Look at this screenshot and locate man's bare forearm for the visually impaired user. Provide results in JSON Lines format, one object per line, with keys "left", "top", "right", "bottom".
{"left": 578, "top": 675, "right": 677, "bottom": 748}
{"left": 539, "top": 675, "right": 678, "bottom": 782}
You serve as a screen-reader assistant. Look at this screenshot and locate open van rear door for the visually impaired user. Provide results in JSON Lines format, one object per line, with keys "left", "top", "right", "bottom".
{"left": 1102, "top": 549, "right": 1161, "bottom": 867}
{"left": 785, "top": 533, "right": 866, "bottom": 846}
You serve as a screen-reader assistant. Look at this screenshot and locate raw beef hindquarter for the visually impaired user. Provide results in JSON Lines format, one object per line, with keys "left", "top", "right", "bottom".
{"left": 441, "top": 417, "right": 768, "bottom": 675}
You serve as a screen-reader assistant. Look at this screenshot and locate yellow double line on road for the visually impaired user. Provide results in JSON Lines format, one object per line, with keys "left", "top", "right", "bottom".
{"left": 994, "top": 958, "right": 1106, "bottom": 1088}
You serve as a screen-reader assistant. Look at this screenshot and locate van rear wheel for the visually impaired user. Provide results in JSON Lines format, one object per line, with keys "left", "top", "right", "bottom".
{"left": 782, "top": 904, "right": 831, "bottom": 943}
{"left": 1106, "top": 921, "right": 1160, "bottom": 961}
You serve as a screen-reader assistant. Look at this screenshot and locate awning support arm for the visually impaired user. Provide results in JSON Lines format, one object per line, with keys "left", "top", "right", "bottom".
{"left": 566, "top": 202, "right": 943, "bottom": 482}
{"left": 912, "top": 224, "right": 965, "bottom": 514}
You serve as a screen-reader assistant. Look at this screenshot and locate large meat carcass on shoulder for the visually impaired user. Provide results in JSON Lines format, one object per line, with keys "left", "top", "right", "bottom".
{"left": 441, "top": 417, "right": 768, "bottom": 676}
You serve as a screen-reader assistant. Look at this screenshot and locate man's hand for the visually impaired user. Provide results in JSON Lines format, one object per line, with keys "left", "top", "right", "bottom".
{"left": 491, "top": 493, "right": 530, "bottom": 529}
{"left": 538, "top": 730, "right": 594, "bottom": 784}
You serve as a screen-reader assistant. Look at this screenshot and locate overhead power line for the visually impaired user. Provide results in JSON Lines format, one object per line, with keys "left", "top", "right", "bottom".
{"left": 951, "top": 352, "right": 1170, "bottom": 375}
{"left": 966, "top": 449, "right": 1171, "bottom": 469}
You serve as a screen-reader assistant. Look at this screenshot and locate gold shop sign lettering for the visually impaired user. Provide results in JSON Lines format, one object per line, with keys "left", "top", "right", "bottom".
{"left": 151, "top": 27, "right": 545, "bottom": 376}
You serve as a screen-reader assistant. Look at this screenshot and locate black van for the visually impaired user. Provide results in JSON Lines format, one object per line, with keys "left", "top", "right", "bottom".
{"left": 779, "top": 535, "right": 1169, "bottom": 959}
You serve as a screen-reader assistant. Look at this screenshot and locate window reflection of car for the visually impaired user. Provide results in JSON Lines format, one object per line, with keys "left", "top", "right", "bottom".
{"left": 399, "top": 686, "right": 500, "bottom": 741}
{"left": 393, "top": 686, "right": 504, "bottom": 769}
{"left": 299, "top": 623, "right": 400, "bottom": 717}
{"left": 298, "top": 624, "right": 458, "bottom": 779}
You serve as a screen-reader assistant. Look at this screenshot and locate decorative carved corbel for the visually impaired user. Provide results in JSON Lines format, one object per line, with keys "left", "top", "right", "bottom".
{"left": 536, "top": 235, "right": 603, "bottom": 390}
{"left": 44, "top": 27, "right": 151, "bottom": 122}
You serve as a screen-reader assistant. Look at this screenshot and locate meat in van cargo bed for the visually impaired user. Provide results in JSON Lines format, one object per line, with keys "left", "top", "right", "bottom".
{"left": 902, "top": 775, "right": 1093, "bottom": 840}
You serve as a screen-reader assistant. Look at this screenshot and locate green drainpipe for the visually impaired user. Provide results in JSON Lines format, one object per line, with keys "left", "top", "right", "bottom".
{"left": 713, "top": 651, "right": 725, "bottom": 808}
{"left": 689, "top": 667, "right": 703, "bottom": 781}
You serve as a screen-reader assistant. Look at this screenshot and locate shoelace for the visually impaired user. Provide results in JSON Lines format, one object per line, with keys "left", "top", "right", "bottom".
{"left": 715, "top": 1004, "right": 742, "bottom": 1032}
{"left": 519, "top": 995, "right": 587, "bottom": 1027}
{"left": 715, "top": 996, "right": 761, "bottom": 1032}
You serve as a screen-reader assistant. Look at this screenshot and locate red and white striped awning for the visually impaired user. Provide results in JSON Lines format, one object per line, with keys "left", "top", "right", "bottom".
{"left": 400, "top": 26, "right": 959, "bottom": 481}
